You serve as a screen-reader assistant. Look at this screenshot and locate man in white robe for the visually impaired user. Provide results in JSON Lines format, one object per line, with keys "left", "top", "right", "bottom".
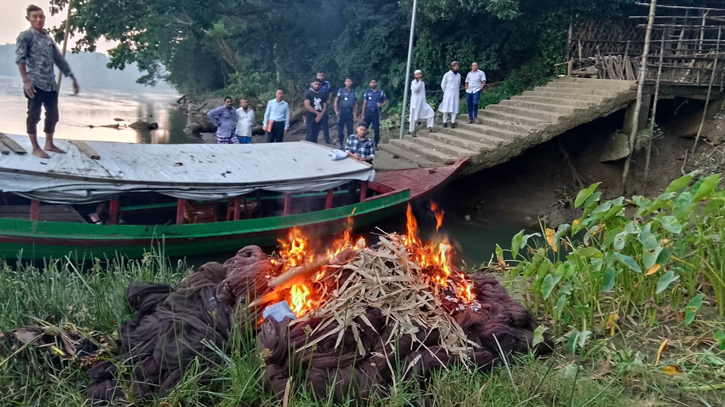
{"left": 438, "top": 61, "right": 461, "bottom": 129}
{"left": 235, "top": 98, "right": 254, "bottom": 143}
{"left": 409, "top": 70, "right": 435, "bottom": 135}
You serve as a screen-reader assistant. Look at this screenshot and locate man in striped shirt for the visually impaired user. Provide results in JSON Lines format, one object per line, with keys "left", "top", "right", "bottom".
{"left": 207, "top": 97, "right": 239, "bottom": 144}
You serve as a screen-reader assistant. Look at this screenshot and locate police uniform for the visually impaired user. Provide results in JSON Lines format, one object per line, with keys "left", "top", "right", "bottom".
{"left": 364, "top": 88, "right": 387, "bottom": 147}
{"left": 336, "top": 87, "right": 357, "bottom": 146}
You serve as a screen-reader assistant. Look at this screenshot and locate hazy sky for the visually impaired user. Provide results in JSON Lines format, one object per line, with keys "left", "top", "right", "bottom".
{"left": 0, "top": 0, "right": 115, "bottom": 53}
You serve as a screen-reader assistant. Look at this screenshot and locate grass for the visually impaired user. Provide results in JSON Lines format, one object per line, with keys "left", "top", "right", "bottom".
{"left": 1, "top": 253, "right": 722, "bottom": 407}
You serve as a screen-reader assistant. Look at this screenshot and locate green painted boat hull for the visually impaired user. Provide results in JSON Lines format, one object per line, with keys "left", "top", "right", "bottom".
{"left": 0, "top": 190, "right": 410, "bottom": 260}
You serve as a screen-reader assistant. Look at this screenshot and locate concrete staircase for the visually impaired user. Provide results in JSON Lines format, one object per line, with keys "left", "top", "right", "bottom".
{"left": 379, "top": 78, "right": 637, "bottom": 172}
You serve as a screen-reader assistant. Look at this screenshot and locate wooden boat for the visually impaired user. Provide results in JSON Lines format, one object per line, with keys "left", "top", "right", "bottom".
{"left": 0, "top": 134, "right": 466, "bottom": 260}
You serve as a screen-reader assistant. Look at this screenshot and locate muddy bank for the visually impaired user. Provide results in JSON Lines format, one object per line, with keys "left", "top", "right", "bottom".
{"left": 442, "top": 102, "right": 724, "bottom": 228}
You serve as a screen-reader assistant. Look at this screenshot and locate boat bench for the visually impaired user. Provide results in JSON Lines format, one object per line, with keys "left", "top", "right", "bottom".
{"left": 0, "top": 205, "right": 88, "bottom": 223}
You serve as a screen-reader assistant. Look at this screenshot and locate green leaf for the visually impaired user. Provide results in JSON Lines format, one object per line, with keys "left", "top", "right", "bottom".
{"left": 660, "top": 216, "right": 682, "bottom": 234}
{"left": 692, "top": 174, "right": 721, "bottom": 202}
{"left": 665, "top": 173, "right": 693, "bottom": 193}
{"left": 656, "top": 248, "right": 671, "bottom": 265}
{"left": 602, "top": 267, "right": 616, "bottom": 292}
{"left": 656, "top": 270, "right": 680, "bottom": 294}
{"left": 511, "top": 230, "right": 524, "bottom": 259}
{"left": 532, "top": 325, "right": 548, "bottom": 347}
{"left": 642, "top": 236, "right": 663, "bottom": 270}
{"left": 495, "top": 244, "right": 504, "bottom": 261}
{"left": 554, "top": 224, "right": 570, "bottom": 249}
{"left": 568, "top": 330, "right": 580, "bottom": 355}
{"left": 615, "top": 253, "right": 642, "bottom": 273}
{"left": 715, "top": 330, "right": 725, "bottom": 351}
{"left": 614, "top": 231, "right": 628, "bottom": 250}
{"left": 685, "top": 294, "right": 706, "bottom": 326}
{"left": 575, "top": 183, "right": 601, "bottom": 208}
{"left": 521, "top": 233, "right": 541, "bottom": 248}
{"left": 577, "top": 247, "right": 604, "bottom": 259}
{"left": 540, "top": 274, "right": 561, "bottom": 300}
{"left": 555, "top": 294, "right": 567, "bottom": 318}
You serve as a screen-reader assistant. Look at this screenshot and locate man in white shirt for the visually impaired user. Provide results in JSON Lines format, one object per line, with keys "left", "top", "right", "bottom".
{"left": 465, "top": 62, "right": 487, "bottom": 124}
{"left": 438, "top": 61, "right": 461, "bottom": 129}
{"left": 409, "top": 70, "right": 435, "bottom": 136}
{"left": 235, "top": 98, "right": 254, "bottom": 144}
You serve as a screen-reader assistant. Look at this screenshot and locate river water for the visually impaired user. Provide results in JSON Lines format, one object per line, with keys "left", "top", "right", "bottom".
{"left": 0, "top": 76, "right": 526, "bottom": 267}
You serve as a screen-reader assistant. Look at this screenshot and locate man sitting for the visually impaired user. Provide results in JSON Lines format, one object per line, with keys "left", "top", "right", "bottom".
{"left": 344, "top": 122, "right": 374, "bottom": 204}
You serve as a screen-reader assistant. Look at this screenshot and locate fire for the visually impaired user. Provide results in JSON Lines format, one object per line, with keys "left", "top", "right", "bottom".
{"left": 289, "top": 283, "right": 312, "bottom": 316}
{"left": 278, "top": 228, "right": 314, "bottom": 267}
{"left": 430, "top": 201, "right": 445, "bottom": 233}
{"left": 406, "top": 204, "right": 419, "bottom": 246}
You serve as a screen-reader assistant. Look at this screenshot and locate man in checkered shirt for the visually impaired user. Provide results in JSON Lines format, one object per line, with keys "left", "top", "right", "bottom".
{"left": 344, "top": 122, "right": 375, "bottom": 163}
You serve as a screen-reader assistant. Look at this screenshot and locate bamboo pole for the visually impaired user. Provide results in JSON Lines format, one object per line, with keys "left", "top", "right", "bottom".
{"left": 644, "top": 32, "right": 667, "bottom": 193}
{"left": 634, "top": 2, "right": 725, "bottom": 12}
{"left": 692, "top": 26, "right": 722, "bottom": 158}
{"left": 56, "top": 0, "right": 73, "bottom": 90}
{"left": 621, "top": 0, "right": 657, "bottom": 195}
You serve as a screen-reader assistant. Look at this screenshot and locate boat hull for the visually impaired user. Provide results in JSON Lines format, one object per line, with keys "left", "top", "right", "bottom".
{"left": 0, "top": 190, "right": 410, "bottom": 260}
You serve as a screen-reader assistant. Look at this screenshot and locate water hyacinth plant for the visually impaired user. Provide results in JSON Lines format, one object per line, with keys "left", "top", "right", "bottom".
{"left": 499, "top": 173, "right": 725, "bottom": 343}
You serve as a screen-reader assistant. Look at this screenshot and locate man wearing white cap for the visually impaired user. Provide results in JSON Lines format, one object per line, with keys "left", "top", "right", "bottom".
{"left": 438, "top": 61, "right": 461, "bottom": 129}
{"left": 409, "top": 70, "right": 435, "bottom": 136}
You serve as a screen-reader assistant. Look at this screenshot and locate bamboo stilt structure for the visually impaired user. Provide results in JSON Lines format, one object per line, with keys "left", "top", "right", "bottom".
{"left": 644, "top": 32, "right": 667, "bottom": 193}
{"left": 692, "top": 26, "right": 722, "bottom": 158}
{"left": 622, "top": 0, "right": 658, "bottom": 195}
{"left": 56, "top": 0, "right": 73, "bottom": 90}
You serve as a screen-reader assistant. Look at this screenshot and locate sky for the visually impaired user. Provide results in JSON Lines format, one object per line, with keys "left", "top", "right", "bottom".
{"left": 0, "top": 0, "right": 115, "bottom": 53}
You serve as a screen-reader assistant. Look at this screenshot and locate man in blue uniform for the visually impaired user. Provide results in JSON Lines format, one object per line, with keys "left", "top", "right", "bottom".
{"left": 310, "top": 71, "right": 333, "bottom": 144}
{"left": 334, "top": 78, "right": 358, "bottom": 148}
{"left": 361, "top": 79, "right": 387, "bottom": 150}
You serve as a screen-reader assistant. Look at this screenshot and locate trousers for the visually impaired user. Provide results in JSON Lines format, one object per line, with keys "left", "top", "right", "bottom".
{"left": 364, "top": 108, "right": 381, "bottom": 146}
{"left": 442, "top": 112, "right": 456, "bottom": 124}
{"left": 338, "top": 108, "right": 354, "bottom": 145}
{"left": 466, "top": 91, "right": 481, "bottom": 120}
{"left": 321, "top": 111, "right": 331, "bottom": 143}
{"left": 266, "top": 121, "right": 285, "bottom": 143}
{"left": 26, "top": 87, "right": 59, "bottom": 135}
{"left": 305, "top": 115, "right": 322, "bottom": 143}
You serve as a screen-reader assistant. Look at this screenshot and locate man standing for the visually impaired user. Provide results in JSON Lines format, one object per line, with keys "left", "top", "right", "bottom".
{"left": 465, "top": 62, "right": 487, "bottom": 124}
{"left": 334, "top": 78, "right": 357, "bottom": 148}
{"left": 409, "top": 70, "right": 435, "bottom": 136}
{"left": 15, "top": 4, "right": 80, "bottom": 159}
{"left": 304, "top": 80, "right": 327, "bottom": 143}
{"left": 207, "top": 97, "right": 239, "bottom": 144}
{"left": 311, "top": 71, "right": 334, "bottom": 144}
{"left": 263, "top": 89, "right": 290, "bottom": 143}
{"left": 439, "top": 61, "right": 461, "bottom": 129}
{"left": 361, "top": 79, "right": 387, "bottom": 150}
{"left": 235, "top": 98, "right": 254, "bottom": 144}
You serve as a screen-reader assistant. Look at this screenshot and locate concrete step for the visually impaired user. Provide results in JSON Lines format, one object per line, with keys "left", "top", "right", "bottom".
{"left": 438, "top": 126, "right": 513, "bottom": 146}
{"left": 535, "top": 86, "right": 625, "bottom": 97}
{"left": 388, "top": 138, "right": 458, "bottom": 164}
{"left": 523, "top": 90, "right": 611, "bottom": 102}
{"left": 500, "top": 99, "right": 581, "bottom": 115}
{"left": 451, "top": 120, "right": 528, "bottom": 139}
{"left": 404, "top": 133, "right": 484, "bottom": 157}
{"left": 558, "top": 78, "right": 637, "bottom": 88}
{"left": 512, "top": 95, "right": 600, "bottom": 108}
{"left": 411, "top": 132, "right": 494, "bottom": 154}
{"left": 482, "top": 109, "right": 548, "bottom": 128}
{"left": 548, "top": 80, "right": 636, "bottom": 91}
{"left": 378, "top": 142, "right": 439, "bottom": 167}
{"left": 474, "top": 115, "right": 539, "bottom": 134}
{"left": 486, "top": 104, "right": 565, "bottom": 123}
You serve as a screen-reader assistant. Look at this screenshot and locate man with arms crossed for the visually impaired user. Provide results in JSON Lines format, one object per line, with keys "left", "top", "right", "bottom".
{"left": 438, "top": 61, "right": 461, "bottom": 129}
{"left": 334, "top": 78, "right": 357, "bottom": 148}
{"left": 304, "top": 80, "right": 327, "bottom": 143}
{"left": 311, "top": 71, "right": 334, "bottom": 144}
{"left": 263, "top": 89, "right": 290, "bottom": 143}
{"left": 16, "top": 4, "right": 80, "bottom": 158}
{"left": 465, "top": 62, "right": 487, "bottom": 124}
{"left": 361, "top": 79, "right": 387, "bottom": 150}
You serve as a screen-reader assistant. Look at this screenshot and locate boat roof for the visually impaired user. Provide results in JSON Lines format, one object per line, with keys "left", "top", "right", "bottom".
{"left": 0, "top": 135, "right": 375, "bottom": 204}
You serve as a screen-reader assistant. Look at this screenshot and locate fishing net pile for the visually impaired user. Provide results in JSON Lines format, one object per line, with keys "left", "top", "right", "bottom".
{"left": 6, "top": 209, "right": 550, "bottom": 405}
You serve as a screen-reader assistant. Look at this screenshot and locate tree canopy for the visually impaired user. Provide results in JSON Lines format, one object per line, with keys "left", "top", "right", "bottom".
{"left": 50, "top": 0, "right": 641, "bottom": 104}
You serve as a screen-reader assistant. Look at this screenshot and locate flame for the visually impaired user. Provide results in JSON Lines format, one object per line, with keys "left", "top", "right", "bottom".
{"left": 406, "top": 204, "right": 419, "bottom": 246}
{"left": 430, "top": 201, "right": 445, "bottom": 232}
{"left": 278, "top": 228, "right": 314, "bottom": 267}
{"left": 289, "top": 283, "right": 312, "bottom": 317}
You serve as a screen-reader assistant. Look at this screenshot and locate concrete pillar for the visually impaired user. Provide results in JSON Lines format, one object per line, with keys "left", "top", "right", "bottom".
{"left": 623, "top": 94, "right": 652, "bottom": 135}
{"left": 705, "top": 98, "right": 724, "bottom": 120}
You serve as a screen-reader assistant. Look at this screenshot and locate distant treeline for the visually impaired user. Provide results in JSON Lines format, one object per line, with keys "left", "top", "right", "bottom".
{"left": 0, "top": 44, "right": 174, "bottom": 93}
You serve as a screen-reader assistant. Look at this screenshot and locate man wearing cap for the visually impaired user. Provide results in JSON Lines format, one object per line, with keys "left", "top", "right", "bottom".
{"left": 409, "top": 70, "right": 435, "bottom": 136}
{"left": 311, "top": 71, "right": 334, "bottom": 144}
{"left": 439, "top": 61, "right": 461, "bottom": 129}
{"left": 465, "top": 62, "right": 487, "bottom": 124}
{"left": 361, "top": 79, "right": 387, "bottom": 150}
{"left": 334, "top": 78, "right": 358, "bottom": 148}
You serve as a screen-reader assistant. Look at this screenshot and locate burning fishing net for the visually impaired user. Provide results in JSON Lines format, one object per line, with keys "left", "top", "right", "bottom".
{"left": 79, "top": 204, "right": 550, "bottom": 404}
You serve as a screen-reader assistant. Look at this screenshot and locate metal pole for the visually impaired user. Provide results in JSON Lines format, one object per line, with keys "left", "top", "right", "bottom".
{"left": 399, "top": 0, "right": 418, "bottom": 139}
{"left": 57, "top": 0, "right": 73, "bottom": 90}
